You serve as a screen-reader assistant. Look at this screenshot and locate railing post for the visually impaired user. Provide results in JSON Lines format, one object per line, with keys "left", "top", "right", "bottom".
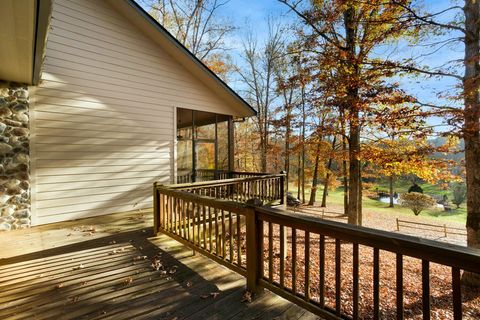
{"left": 153, "top": 182, "right": 160, "bottom": 235}
{"left": 280, "top": 171, "right": 287, "bottom": 206}
{"left": 245, "top": 206, "right": 263, "bottom": 296}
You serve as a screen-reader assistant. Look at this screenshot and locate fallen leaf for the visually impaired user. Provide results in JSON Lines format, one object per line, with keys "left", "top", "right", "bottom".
{"left": 123, "top": 277, "right": 133, "bottom": 286}
{"left": 241, "top": 291, "right": 252, "bottom": 303}
{"left": 133, "top": 255, "right": 147, "bottom": 261}
{"left": 73, "top": 264, "right": 84, "bottom": 270}
{"left": 68, "top": 296, "right": 79, "bottom": 303}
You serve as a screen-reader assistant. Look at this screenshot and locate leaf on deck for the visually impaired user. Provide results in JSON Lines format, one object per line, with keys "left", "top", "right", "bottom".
{"left": 123, "top": 277, "right": 133, "bottom": 286}
{"left": 241, "top": 291, "right": 252, "bottom": 303}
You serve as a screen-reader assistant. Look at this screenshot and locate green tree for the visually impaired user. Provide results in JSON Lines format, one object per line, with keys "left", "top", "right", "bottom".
{"left": 451, "top": 182, "right": 467, "bottom": 209}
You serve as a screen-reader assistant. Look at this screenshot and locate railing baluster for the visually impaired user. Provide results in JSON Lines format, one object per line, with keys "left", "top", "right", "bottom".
{"left": 268, "top": 222, "right": 273, "bottom": 282}
{"left": 159, "top": 193, "right": 164, "bottom": 231}
{"left": 319, "top": 235, "right": 325, "bottom": 307}
{"left": 452, "top": 267, "right": 462, "bottom": 320}
{"left": 335, "top": 238, "right": 341, "bottom": 315}
{"left": 373, "top": 248, "right": 380, "bottom": 320}
{"left": 305, "top": 231, "right": 310, "bottom": 301}
{"left": 192, "top": 203, "right": 196, "bottom": 245}
{"left": 215, "top": 208, "right": 219, "bottom": 255}
{"left": 353, "top": 243, "right": 359, "bottom": 320}
{"left": 292, "top": 228, "right": 297, "bottom": 295}
{"left": 174, "top": 198, "right": 178, "bottom": 234}
{"left": 229, "top": 210, "right": 234, "bottom": 262}
{"left": 203, "top": 205, "right": 207, "bottom": 249}
{"left": 166, "top": 196, "right": 170, "bottom": 232}
{"left": 222, "top": 209, "right": 226, "bottom": 259}
{"left": 178, "top": 199, "right": 182, "bottom": 237}
{"left": 422, "top": 260, "right": 430, "bottom": 320}
{"left": 237, "top": 212, "right": 241, "bottom": 266}
{"left": 280, "top": 224, "right": 285, "bottom": 288}
{"left": 186, "top": 201, "right": 190, "bottom": 241}
{"left": 209, "top": 206, "right": 213, "bottom": 252}
{"left": 197, "top": 203, "right": 201, "bottom": 246}
{"left": 397, "top": 253, "right": 404, "bottom": 320}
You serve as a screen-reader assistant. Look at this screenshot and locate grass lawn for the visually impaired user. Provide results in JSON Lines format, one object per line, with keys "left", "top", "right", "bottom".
{"left": 288, "top": 184, "right": 467, "bottom": 224}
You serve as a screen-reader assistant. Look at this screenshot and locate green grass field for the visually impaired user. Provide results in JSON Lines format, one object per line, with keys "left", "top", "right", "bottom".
{"left": 288, "top": 183, "right": 467, "bottom": 224}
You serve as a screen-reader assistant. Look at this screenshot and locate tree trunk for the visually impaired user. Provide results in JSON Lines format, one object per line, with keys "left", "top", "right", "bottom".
{"left": 344, "top": 6, "right": 362, "bottom": 226}
{"left": 309, "top": 142, "right": 322, "bottom": 206}
{"left": 341, "top": 111, "right": 349, "bottom": 216}
{"left": 261, "top": 138, "right": 267, "bottom": 173}
{"left": 389, "top": 175, "right": 395, "bottom": 208}
{"left": 462, "top": 0, "right": 480, "bottom": 286}
{"left": 321, "top": 136, "right": 337, "bottom": 207}
{"left": 285, "top": 110, "right": 291, "bottom": 191}
{"left": 297, "top": 152, "right": 301, "bottom": 200}
{"left": 301, "top": 88, "right": 306, "bottom": 204}
{"left": 348, "top": 122, "right": 361, "bottom": 225}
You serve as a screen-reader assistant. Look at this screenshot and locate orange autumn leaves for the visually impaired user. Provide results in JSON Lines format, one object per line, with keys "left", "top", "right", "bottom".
{"left": 362, "top": 137, "right": 460, "bottom": 184}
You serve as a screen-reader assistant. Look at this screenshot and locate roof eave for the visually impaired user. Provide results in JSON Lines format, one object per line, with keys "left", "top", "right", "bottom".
{"left": 32, "top": 0, "right": 53, "bottom": 85}
{"left": 119, "top": 0, "right": 257, "bottom": 117}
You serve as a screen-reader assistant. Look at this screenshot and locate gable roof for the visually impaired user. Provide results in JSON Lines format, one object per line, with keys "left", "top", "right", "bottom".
{"left": 117, "top": 0, "right": 257, "bottom": 117}
{"left": 0, "top": 0, "right": 255, "bottom": 117}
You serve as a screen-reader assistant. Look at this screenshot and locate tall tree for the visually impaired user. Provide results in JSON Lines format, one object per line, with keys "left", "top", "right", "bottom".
{"left": 141, "top": 0, "right": 235, "bottom": 78}
{"left": 237, "top": 21, "right": 285, "bottom": 173}
{"left": 280, "top": 0, "right": 417, "bottom": 225}
{"left": 462, "top": 0, "right": 480, "bottom": 286}
{"left": 388, "top": 0, "right": 480, "bottom": 285}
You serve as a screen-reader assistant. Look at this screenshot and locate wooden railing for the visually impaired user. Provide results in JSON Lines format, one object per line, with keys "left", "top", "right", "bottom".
{"left": 153, "top": 180, "right": 480, "bottom": 320}
{"left": 176, "top": 170, "right": 271, "bottom": 183}
{"left": 169, "top": 173, "right": 285, "bottom": 204}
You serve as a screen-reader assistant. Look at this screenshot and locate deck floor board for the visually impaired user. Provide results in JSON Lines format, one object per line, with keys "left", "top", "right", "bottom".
{"left": 0, "top": 210, "right": 318, "bottom": 320}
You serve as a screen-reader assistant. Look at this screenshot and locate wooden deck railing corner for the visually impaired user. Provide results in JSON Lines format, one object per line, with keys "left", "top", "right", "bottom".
{"left": 153, "top": 172, "right": 480, "bottom": 319}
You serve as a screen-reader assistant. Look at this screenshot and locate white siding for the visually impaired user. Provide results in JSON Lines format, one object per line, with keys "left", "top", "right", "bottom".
{"left": 32, "top": 0, "right": 232, "bottom": 224}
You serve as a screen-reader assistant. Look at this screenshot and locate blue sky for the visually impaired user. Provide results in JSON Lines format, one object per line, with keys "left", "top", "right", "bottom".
{"left": 215, "top": 0, "right": 465, "bottom": 130}
{"left": 140, "top": 0, "right": 464, "bottom": 131}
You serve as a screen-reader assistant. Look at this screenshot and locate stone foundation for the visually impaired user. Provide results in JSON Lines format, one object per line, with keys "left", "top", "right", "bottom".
{"left": 0, "top": 82, "right": 30, "bottom": 231}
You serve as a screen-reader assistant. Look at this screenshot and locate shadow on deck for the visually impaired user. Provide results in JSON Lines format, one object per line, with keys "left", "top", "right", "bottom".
{"left": 0, "top": 211, "right": 317, "bottom": 320}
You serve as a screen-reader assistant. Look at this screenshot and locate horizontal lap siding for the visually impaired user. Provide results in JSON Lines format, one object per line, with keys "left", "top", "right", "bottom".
{"left": 33, "top": 0, "right": 229, "bottom": 224}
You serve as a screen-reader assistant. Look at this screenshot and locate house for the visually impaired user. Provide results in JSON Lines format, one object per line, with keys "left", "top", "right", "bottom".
{"left": 0, "top": 0, "right": 256, "bottom": 230}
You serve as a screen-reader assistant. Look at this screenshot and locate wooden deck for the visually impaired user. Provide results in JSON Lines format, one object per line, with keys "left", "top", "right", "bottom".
{"left": 0, "top": 210, "right": 318, "bottom": 320}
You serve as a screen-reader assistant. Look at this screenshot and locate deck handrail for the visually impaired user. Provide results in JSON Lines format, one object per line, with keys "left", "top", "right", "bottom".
{"left": 153, "top": 180, "right": 480, "bottom": 320}
{"left": 165, "top": 173, "right": 285, "bottom": 190}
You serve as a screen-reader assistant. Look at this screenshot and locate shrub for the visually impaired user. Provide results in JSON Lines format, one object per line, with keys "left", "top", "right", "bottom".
{"left": 451, "top": 183, "right": 467, "bottom": 208}
{"left": 408, "top": 183, "right": 423, "bottom": 194}
{"left": 399, "top": 192, "right": 436, "bottom": 216}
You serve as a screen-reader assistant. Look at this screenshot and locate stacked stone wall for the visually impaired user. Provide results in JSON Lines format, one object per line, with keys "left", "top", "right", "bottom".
{"left": 0, "top": 82, "right": 30, "bottom": 231}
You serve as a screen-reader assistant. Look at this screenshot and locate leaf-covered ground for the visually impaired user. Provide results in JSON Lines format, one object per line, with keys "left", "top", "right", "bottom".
{"left": 256, "top": 212, "right": 480, "bottom": 320}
